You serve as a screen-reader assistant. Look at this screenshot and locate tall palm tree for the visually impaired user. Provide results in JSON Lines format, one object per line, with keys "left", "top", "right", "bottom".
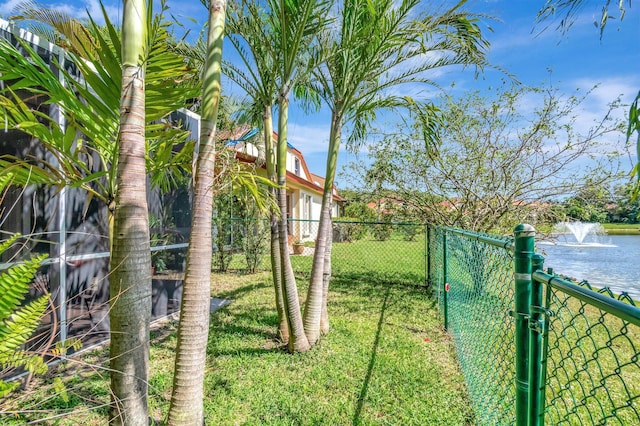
{"left": 0, "top": 3, "right": 197, "bottom": 423}
{"left": 167, "top": 0, "right": 226, "bottom": 423}
{"left": 225, "top": 0, "right": 328, "bottom": 353}
{"left": 268, "top": 0, "right": 330, "bottom": 353}
{"left": 108, "top": 0, "right": 151, "bottom": 423}
{"left": 303, "top": 0, "right": 492, "bottom": 343}
{"left": 225, "top": 0, "right": 288, "bottom": 342}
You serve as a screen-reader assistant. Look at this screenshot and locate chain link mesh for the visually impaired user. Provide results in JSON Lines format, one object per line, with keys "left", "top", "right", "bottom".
{"left": 542, "top": 278, "right": 640, "bottom": 425}
{"left": 430, "top": 225, "right": 640, "bottom": 425}
{"left": 225, "top": 220, "right": 639, "bottom": 425}
{"left": 289, "top": 220, "right": 426, "bottom": 288}
{"left": 430, "top": 226, "right": 516, "bottom": 425}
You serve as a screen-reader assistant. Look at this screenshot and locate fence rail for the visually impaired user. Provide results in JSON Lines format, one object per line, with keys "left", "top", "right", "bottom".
{"left": 430, "top": 223, "right": 640, "bottom": 426}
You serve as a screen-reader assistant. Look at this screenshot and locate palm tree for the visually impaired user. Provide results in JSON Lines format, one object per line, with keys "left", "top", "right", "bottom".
{"left": 269, "top": 0, "right": 330, "bottom": 353}
{"left": 535, "top": 0, "right": 630, "bottom": 36}
{"left": 0, "top": 3, "right": 197, "bottom": 423}
{"left": 108, "top": 0, "right": 151, "bottom": 422}
{"left": 225, "top": 0, "right": 288, "bottom": 342}
{"left": 0, "top": 2, "right": 198, "bottom": 242}
{"left": 167, "top": 0, "right": 226, "bottom": 423}
{"left": 303, "top": 0, "right": 492, "bottom": 343}
{"left": 109, "top": 0, "right": 151, "bottom": 425}
{"left": 226, "top": 0, "right": 329, "bottom": 353}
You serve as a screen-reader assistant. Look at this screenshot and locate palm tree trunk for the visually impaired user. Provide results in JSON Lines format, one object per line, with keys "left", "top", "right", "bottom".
{"left": 109, "top": 1, "right": 150, "bottom": 424}
{"left": 304, "top": 113, "right": 341, "bottom": 343}
{"left": 277, "top": 92, "right": 309, "bottom": 353}
{"left": 320, "top": 214, "right": 332, "bottom": 334}
{"left": 264, "top": 105, "right": 288, "bottom": 343}
{"left": 167, "top": 1, "right": 225, "bottom": 424}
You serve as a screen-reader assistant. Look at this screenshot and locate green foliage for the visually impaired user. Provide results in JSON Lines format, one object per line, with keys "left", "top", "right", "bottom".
{"left": 211, "top": 166, "right": 275, "bottom": 273}
{"left": 605, "top": 182, "right": 640, "bottom": 223}
{"left": 212, "top": 194, "right": 241, "bottom": 272}
{"left": 0, "top": 235, "right": 48, "bottom": 397}
{"left": 0, "top": 3, "right": 197, "bottom": 204}
{"left": 333, "top": 218, "right": 367, "bottom": 242}
{"left": 348, "top": 84, "right": 626, "bottom": 233}
{"left": 560, "top": 180, "right": 613, "bottom": 223}
{"left": 240, "top": 218, "right": 270, "bottom": 274}
{"left": 628, "top": 92, "right": 640, "bottom": 201}
{"left": 372, "top": 218, "right": 393, "bottom": 241}
{"left": 400, "top": 223, "right": 422, "bottom": 241}
{"left": 149, "top": 213, "right": 180, "bottom": 272}
{"left": 536, "top": 0, "right": 631, "bottom": 38}
{"left": 344, "top": 202, "right": 376, "bottom": 222}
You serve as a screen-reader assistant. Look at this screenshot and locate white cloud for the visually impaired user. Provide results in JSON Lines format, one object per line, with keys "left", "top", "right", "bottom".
{"left": 0, "top": 0, "right": 24, "bottom": 17}
{"left": 571, "top": 77, "right": 640, "bottom": 106}
{"left": 287, "top": 123, "right": 331, "bottom": 155}
{"left": 0, "top": 0, "right": 121, "bottom": 25}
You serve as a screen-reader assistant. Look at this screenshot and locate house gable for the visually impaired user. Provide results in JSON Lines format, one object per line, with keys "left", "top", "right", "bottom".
{"left": 227, "top": 130, "right": 343, "bottom": 203}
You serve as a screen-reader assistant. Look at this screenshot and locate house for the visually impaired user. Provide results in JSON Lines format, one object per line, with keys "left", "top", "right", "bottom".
{"left": 227, "top": 132, "right": 343, "bottom": 242}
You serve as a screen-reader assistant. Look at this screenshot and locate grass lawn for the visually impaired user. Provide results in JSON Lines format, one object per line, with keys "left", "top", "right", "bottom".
{"left": 1, "top": 235, "right": 474, "bottom": 425}
{"left": 601, "top": 223, "right": 640, "bottom": 235}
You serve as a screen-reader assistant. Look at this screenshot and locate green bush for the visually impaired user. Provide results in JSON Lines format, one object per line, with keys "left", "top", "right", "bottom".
{"left": 372, "top": 223, "right": 393, "bottom": 241}
{"left": 333, "top": 218, "right": 367, "bottom": 242}
{"left": 400, "top": 223, "right": 422, "bottom": 241}
{"left": 212, "top": 219, "right": 236, "bottom": 272}
{"left": 344, "top": 202, "right": 376, "bottom": 222}
{"left": 241, "top": 219, "right": 269, "bottom": 273}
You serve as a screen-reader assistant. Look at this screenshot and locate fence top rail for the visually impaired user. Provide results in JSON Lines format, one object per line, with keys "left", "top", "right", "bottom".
{"left": 439, "top": 226, "right": 515, "bottom": 251}
{"left": 533, "top": 270, "right": 640, "bottom": 327}
{"left": 333, "top": 219, "right": 424, "bottom": 226}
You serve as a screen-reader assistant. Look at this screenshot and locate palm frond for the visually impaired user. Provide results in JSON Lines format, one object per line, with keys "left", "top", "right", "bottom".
{"left": 10, "top": 0, "right": 96, "bottom": 57}
{"left": 0, "top": 236, "right": 49, "bottom": 396}
{"left": 1, "top": 4, "right": 197, "bottom": 205}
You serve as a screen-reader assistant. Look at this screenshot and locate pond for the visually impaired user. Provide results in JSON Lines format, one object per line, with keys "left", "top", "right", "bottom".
{"left": 538, "top": 235, "right": 640, "bottom": 299}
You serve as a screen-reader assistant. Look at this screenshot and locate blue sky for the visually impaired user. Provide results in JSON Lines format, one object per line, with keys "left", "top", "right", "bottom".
{"left": 1, "top": 0, "right": 638, "bottom": 187}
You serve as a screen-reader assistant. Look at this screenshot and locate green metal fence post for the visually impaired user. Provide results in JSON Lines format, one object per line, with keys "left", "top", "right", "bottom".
{"left": 538, "top": 267, "right": 553, "bottom": 425}
{"left": 528, "top": 253, "right": 545, "bottom": 426}
{"left": 443, "top": 230, "right": 448, "bottom": 331}
{"left": 514, "top": 224, "right": 535, "bottom": 426}
{"left": 425, "top": 225, "right": 431, "bottom": 288}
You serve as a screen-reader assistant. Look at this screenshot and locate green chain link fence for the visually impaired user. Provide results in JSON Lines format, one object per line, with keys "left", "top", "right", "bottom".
{"left": 428, "top": 226, "right": 517, "bottom": 424}
{"left": 209, "top": 219, "right": 427, "bottom": 288}
{"left": 534, "top": 272, "right": 640, "bottom": 425}
{"left": 215, "top": 218, "right": 639, "bottom": 425}
{"left": 429, "top": 224, "right": 640, "bottom": 426}
{"left": 288, "top": 219, "right": 427, "bottom": 288}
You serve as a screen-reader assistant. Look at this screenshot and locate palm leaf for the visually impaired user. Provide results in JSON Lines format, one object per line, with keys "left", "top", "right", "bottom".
{"left": 0, "top": 3, "right": 198, "bottom": 205}
{"left": 0, "top": 237, "right": 49, "bottom": 395}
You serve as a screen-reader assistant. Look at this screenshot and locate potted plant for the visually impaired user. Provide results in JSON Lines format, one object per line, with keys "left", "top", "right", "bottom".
{"left": 292, "top": 239, "right": 305, "bottom": 255}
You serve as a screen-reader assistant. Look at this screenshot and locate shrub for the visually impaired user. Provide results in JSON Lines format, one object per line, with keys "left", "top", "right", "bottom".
{"left": 372, "top": 223, "right": 393, "bottom": 241}
{"left": 333, "top": 218, "right": 367, "bottom": 242}
{"left": 241, "top": 219, "right": 269, "bottom": 273}
{"left": 400, "top": 223, "right": 422, "bottom": 241}
{"left": 344, "top": 202, "right": 376, "bottom": 222}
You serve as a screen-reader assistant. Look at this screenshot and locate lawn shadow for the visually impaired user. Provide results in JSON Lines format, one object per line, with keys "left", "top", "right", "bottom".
{"left": 352, "top": 285, "right": 392, "bottom": 426}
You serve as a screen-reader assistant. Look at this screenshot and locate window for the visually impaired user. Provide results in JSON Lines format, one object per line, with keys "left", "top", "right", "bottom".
{"left": 303, "top": 194, "right": 312, "bottom": 235}
{"left": 294, "top": 158, "right": 300, "bottom": 176}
